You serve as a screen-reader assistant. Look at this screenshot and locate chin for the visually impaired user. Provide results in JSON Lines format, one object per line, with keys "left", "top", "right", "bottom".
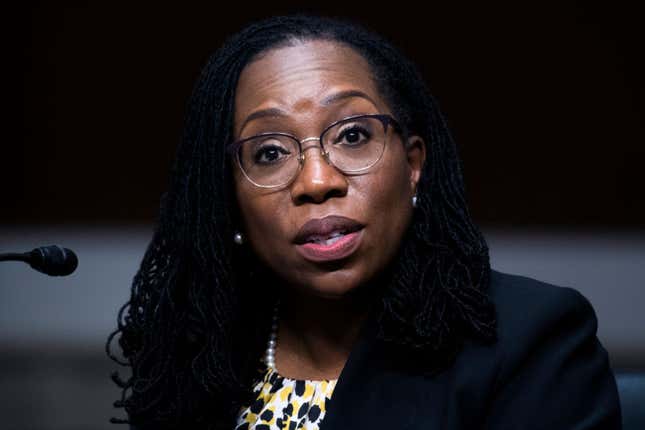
{"left": 298, "top": 268, "right": 369, "bottom": 300}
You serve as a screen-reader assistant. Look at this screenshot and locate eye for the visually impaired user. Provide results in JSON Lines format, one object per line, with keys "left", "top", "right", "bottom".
{"left": 334, "top": 124, "right": 372, "bottom": 147}
{"left": 252, "top": 141, "right": 292, "bottom": 165}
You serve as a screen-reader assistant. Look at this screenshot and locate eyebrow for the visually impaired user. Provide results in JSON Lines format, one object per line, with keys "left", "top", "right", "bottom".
{"left": 237, "top": 89, "right": 377, "bottom": 136}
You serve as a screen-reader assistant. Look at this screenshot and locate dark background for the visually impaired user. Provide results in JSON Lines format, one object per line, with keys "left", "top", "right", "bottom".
{"left": 5, "top": 1, "right": 644, "bottom": 227}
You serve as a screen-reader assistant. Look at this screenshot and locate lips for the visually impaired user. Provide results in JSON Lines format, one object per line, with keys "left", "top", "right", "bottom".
{"left": 293, "top": 215, "right": 365, "bottom": 263}
{"left": 293, "top": 215, "right": 364, "bottom": 245}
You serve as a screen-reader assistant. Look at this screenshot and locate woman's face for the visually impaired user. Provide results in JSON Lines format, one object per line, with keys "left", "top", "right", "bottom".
{"left": 232, "top": 39, "right": 425, "bottom": 299}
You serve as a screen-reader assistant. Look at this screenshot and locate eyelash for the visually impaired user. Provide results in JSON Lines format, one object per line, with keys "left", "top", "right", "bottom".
{"left": 254, "top": 145, "right": 290, "bottom": 164}
{"left": 334, "top": 124, "right": 371, "bottom": 144}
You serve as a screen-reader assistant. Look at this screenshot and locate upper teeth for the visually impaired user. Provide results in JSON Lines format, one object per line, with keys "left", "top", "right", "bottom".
{"left": 309, "top": 231, "right": 345, "bottom": 243}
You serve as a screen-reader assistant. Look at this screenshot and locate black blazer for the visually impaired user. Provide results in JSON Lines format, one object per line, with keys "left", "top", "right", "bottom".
{"left": 128, "top": 269, "right": 622, "bottom": 429}
{"left": 319, "top": 269, "right": 622, "bottom": 429}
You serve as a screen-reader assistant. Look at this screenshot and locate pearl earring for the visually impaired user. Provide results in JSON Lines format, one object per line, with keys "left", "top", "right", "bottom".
{"left": 412, "top": 194, "right": 418, "bottom": 208}
{"left": 233, "top": 231, "right": 244, "bottom": 245}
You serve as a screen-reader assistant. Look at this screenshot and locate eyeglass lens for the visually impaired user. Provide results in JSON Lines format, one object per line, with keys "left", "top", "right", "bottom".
{"left": 237, "top": 116, "right": 388, "bottom": 187}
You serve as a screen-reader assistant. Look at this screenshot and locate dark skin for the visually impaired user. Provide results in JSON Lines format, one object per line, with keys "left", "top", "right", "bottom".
{"left": 232, "top": 40, "right": 426, "bottom": 380}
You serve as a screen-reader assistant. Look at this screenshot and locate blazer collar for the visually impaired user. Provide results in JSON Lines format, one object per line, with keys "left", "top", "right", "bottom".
{"left": 320, "top": 308, "right": 378, "bottom": 429}
{"left": 320, "top": 309, "right": 432, "bottom": 430}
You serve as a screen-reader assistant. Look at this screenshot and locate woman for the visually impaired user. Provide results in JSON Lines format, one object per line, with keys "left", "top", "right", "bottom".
{"left": 107, "top": 14, "right": 621, "bottom": 429}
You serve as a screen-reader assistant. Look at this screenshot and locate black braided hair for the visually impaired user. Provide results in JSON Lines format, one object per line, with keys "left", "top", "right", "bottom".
{"left": 106, "top": 13, "right": 497, "bottom": 430}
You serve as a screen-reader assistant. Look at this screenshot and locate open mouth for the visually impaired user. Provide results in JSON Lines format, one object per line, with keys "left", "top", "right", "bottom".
{"left": 293, "top": 214, "right": 365, "bottom": 250}
{"left": 295, "top": 227, "right": 364, "bottom": 263}
{"left": 305, "top": 230, "right": 351, "bottom": 246}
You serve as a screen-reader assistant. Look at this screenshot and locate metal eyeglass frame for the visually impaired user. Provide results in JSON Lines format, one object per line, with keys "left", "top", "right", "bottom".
{"left": 226, "top": 113, "right": 404, "bottom": 189}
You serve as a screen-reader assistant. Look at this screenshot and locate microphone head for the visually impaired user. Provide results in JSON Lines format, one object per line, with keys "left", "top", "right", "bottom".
{"left": 29, "top": 245, "right": 79, "bottom": 276}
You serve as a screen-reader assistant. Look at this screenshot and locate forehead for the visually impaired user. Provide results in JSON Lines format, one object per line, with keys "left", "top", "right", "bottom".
{"left": 233, "top": 40, "right": 388, "bottom": 137}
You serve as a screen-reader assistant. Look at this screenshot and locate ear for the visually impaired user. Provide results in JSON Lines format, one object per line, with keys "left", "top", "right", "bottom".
{"left": 405, "top": 134, "right": 426, "bottom": 195}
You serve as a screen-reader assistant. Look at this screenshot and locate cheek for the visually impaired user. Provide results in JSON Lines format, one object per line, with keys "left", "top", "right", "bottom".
{"left": 233, "top": 167, "right": 280, "bottom": 234}
{"left": 365, "top": 144, "right": 411, "bottom": 215}
{"left": 235, "top": 186, "right": 293, "bottom": 263}
{"left": 357, "top": 144, "right": 413, "bottom": 259}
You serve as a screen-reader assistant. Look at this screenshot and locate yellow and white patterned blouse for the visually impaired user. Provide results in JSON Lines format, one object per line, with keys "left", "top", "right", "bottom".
{"left": 235, "top": 366, "right": 338, "bottom": 430}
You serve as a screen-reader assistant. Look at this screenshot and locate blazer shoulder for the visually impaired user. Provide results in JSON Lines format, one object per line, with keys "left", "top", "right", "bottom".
{"left": 489, "top": 268, "right": 590, "bottom": 306}
{"left": 486, "top": 268, "right": 603, "bottom": 366}
{"left": 482, "top": 270, "right": 621, "bottom": 428}
{"left": 488, "top": 269, "right": 597, "bottom": 336}
{"left": 488, "top": 268, "right": 610, "bottom": 373}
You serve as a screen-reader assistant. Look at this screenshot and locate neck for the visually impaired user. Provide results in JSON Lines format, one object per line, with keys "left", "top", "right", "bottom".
{"left": 275, "top": 285, "right": 376, "bottom": 379}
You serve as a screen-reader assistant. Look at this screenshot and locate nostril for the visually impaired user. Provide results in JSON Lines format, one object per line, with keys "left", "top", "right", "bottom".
{"left": 325, "top": 188, "right": 345, "bottom": 199}
{"left": 296, "top": 194, "right": 315, "bottom": 205}
{"left": 295, "top": 188, "right": 345, "bottom": 205}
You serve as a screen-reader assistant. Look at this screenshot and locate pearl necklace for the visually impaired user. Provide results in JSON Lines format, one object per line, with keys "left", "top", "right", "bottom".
{"left": 263, "top": 299, "right": 340, "bottom": 387}
{"left": 263, "top": 299, "right": 328, "bottom": 425}
{"left": 263, "top": 299, "right": 280, "bottom": 369}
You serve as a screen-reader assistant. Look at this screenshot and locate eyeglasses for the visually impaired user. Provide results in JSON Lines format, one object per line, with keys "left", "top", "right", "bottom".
{"left": 226, "top": 113, "right": 403, "bottom": 188}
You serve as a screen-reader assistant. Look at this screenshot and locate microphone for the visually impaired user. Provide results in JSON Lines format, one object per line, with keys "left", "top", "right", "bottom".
{"left": 0, "top": 245, "right": 79, "bottom": 276}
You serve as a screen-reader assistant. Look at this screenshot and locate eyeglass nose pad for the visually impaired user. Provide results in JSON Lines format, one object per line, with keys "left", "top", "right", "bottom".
{"left": 321, "top": 150, "right": 331, "bottom": 164}
{"left": 298, "top": 144, "right": 331, "bottom": 166}
{"left": 298, "top": 148, "right": 332, "bottom": 165}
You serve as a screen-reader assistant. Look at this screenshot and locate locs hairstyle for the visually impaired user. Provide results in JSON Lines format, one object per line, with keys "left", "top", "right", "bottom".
{"left": 106, "top": 14, "right": 497, "bottom": 429}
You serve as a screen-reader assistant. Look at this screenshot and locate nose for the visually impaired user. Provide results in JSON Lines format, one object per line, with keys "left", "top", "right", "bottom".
{"left": 290, "top": 142, "right": 348, "bottom": 205}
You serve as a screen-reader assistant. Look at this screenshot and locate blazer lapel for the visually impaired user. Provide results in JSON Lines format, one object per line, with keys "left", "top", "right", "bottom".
{"left": 320, "top": 311, "right": 439, "bottom": 430}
